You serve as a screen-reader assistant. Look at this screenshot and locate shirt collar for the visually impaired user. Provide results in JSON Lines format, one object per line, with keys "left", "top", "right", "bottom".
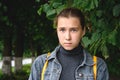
{"left": 47, "top": 45, "right": 94, "bottom": 66}
{"left": 47, "top": 45, "right": 60, "bottom": 60}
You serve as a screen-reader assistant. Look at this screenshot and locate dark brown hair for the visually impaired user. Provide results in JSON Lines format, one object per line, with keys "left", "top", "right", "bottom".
{"left": 54, "top": 7, "right": 85, "bottom": 30}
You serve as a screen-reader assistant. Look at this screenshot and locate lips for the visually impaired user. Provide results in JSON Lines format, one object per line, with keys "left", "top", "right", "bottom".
{"left": 64, "top": 43, "right": 72, "bottom": 44}
{"left": 64, "top": 43, "right": 72, "bottom": 46}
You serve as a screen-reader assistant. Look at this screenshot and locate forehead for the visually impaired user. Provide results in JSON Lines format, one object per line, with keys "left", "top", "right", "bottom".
{"left": 57, "top": 17, "right": 81, "bottom": 27}
{"left": 58, "top": 16, "right": 80, "bottom": 22}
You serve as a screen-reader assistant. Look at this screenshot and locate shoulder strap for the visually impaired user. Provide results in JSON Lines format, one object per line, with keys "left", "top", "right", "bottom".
{"left": 93, "top": 56, "right": 97, "bottom": 80}
{"left": 41, "top": 52, "right": 50, "bottom": 80}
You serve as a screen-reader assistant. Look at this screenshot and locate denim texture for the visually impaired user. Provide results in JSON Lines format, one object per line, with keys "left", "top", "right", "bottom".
{"left": 28, "top": 46, "right": 109, "bottom": 80}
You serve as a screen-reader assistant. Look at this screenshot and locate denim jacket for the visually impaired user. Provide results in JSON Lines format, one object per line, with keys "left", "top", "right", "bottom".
{"left": 28, "top": 46, "right": 109, "bottom": 80}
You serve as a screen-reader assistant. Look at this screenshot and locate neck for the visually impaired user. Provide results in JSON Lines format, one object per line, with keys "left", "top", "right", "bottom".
{"left": 60, "top": 44, "right": 83, "bottom": 55}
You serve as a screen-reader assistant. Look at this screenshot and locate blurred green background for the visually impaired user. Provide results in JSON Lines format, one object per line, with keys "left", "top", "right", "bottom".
{"left": 0, "top": 0, "right": 120, "bottom": 80}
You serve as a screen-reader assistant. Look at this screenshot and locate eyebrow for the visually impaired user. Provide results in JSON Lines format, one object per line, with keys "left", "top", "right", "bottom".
{"left": 58, "top": 26, "right": 80, "bottom": 29}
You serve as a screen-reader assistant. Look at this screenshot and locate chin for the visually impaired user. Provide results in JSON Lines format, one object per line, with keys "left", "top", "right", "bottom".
{"left": 63, "top": 47, "right": 74, "bottom": 51}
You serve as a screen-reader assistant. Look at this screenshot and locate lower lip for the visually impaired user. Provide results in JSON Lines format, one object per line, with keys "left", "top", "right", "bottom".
{"left": 64, "top": 43, "right": 72, "bottom": 46}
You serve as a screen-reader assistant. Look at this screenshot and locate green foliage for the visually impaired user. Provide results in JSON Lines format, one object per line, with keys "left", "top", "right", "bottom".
{"left": 72, "top": 0, "right": 99, "bottom": 11}
{"left": 106, "top": 45, "right": 120, "bottom": 76}
{"left": 38, "top": 1, "right": 66, "bottom": 20}
{"left": 113, "top": 4, "right": 120, "bottom": 17}
{"left": 0, "top": 74, "right": 14, "bottom": 80}
{"left": 0, "top": 64, "right": 31, "bottom": 80}
{"left": 0, "top": 0, "right": 119, "bottom": 78}
{"left": 37, "top": 0, "right": 120, "bottom": 58}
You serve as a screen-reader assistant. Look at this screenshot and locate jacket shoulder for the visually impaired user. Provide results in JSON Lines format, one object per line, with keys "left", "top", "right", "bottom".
{"left": 31, "top": 53, "right": 48, "bottom": 71}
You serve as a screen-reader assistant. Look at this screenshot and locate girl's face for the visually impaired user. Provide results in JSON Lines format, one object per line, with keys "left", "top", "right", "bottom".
{"left": 57, "top": 17, "right": 85, "bottom": 50}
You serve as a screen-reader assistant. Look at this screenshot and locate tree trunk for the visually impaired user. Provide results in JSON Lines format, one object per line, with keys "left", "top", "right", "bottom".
{"left": 2, "top": 28, "right": 12, "bottom": 75}
{"left": 14, "top": 57, "right": 22, "bottom": 71}
{"left": 14, "top": 26, "right": 24, "bottom": 72}
{"left": 2, "top": 57, "right": 11, "bottom": 75}
{"left": 32, "top": 54, "right": 36, "bottom": 63}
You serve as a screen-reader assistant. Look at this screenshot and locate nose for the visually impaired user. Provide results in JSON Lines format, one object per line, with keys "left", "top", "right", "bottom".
{"left": 65, "top": 31, "right": 71, "bottom": 40}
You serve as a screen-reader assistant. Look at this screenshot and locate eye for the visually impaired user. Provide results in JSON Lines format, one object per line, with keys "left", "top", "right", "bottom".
{"left": 71, "top": 28, "right": 77, "bottom": 32}
{"left": 59, "top": 28, "right": 65, "bottom": 32}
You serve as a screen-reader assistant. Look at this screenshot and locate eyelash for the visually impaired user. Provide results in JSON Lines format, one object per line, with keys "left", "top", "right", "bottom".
{"left": 59, "top": 28, "right": 77, "bottom": 32}
{"left": 60, "top": 28, "right": 65, "bottom": 32}
{"left": 71, "top": 29, "right": 77, "bottom": 32}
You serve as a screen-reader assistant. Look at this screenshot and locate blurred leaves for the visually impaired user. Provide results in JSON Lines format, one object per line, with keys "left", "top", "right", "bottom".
{"left": 0, "top": 0, "right": 119, "bottom": 58}
{"left": 113, "top": 4, "right": 120, "bottom": 17}
{"left": 37, "top": 0, "right": 120, "bottom": 58}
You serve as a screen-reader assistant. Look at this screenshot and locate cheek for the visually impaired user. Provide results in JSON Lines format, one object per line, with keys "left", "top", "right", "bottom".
{"left": 73, "top": 33, "right": 82, "bottom": 41}
{"left": 57, "top": 32, "right": 63, "bottom": 40}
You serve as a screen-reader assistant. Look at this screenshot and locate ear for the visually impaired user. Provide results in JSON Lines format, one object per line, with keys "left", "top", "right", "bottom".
{"left": 82, "top": 27, "right": 86, "bottom": 37}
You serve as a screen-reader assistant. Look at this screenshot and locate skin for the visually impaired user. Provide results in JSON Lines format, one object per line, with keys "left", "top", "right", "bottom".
{"left": 57, "top": 17, "right": 85, "bottom": 50}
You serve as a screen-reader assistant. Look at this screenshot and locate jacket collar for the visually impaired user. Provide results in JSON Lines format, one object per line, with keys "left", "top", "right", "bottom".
{"left": 82, "top": 50, "right": 94, "bottom": 66}
{"left": 47, "top": 45, "right": 94, "bottom": 66}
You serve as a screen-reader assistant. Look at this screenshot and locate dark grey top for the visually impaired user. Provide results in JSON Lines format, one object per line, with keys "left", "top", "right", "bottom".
{"left": 57, "top": 45, "right": 84, "bottom": 80}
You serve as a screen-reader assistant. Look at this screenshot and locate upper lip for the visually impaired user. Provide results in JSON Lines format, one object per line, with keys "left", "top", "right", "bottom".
{"left": 64, "top": 43, "right": 72, "bottom": 44}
